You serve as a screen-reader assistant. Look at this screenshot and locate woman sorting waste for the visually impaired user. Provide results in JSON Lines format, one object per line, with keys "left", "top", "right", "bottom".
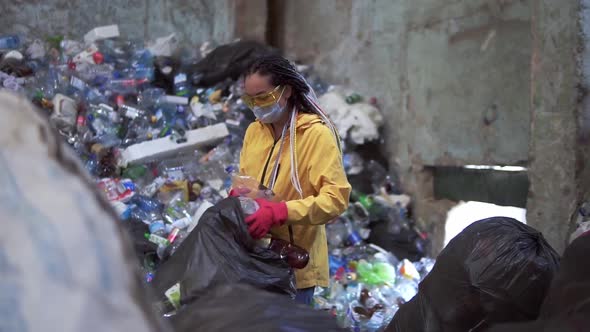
{"left": 234, "top": 54, "right": 351, "bottom": 304}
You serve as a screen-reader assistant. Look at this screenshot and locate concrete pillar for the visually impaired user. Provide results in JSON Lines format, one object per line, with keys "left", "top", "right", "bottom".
{"left": 527, "top": 0, "right": 580, "bottom": 253}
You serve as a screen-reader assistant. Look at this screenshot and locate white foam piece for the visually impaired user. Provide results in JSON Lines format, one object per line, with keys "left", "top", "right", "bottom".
{"left": 84, "top": 25, "right": 120, "bottom": 44}
{"left": 163, "top": 95, "right": 189, "bottom": 105}
{"left": 147, "top": 33, "right": 179, "bottom": 57}
{"left": 119, "top": 123, "right": 229, "bottom": 166}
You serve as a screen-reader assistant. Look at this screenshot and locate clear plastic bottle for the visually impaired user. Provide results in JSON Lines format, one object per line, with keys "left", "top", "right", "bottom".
{"left": 326, "top": 220, "right": 348, "bottom": 248}
{"left": 138, "top": 87, "right": 165, "bottom": 109}
{"left": 168, "top": 229, "right": 188, "bottom": 256}
{"left": 163, "top": 200, "right": 192, "bottom": 226}
{"left": 122, "top": 115, "right": 153, "bottom": 146}
{"left": 238, "top": 196, "right": 259, "bottom": 216}
{"left": 345, "top": 219, "right": 363, "bottom": 246}
{"left": 108, "top": 78, "right": 148, "bottom": 94}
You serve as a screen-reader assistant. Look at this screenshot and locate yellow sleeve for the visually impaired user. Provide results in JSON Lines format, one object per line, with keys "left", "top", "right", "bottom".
{"left": 285, "top": 125, "right": 351, "bottom": 225}
{"left": 238, "top": 124, "right": 252, "bottom": 174}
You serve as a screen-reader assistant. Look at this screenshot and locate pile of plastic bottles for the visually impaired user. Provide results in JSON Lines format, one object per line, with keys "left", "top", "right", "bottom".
{"left": 314, "top": 243, "right": 434, "bottom": 331}
{"left": 0, "top": 27, "right": 254, "bottom": 274}
{"left": 0, "top": 27, "right": 434, "bottom": 331}
{"left": 315, "top": 173, "right": 434, "bottom": 331}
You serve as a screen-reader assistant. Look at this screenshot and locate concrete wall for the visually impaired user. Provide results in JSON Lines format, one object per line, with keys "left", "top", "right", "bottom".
{"left": 279, "top": 0, "right": 531, "bottom": 168}
{"left": 277, "top": 0, "right": 533, "bottom": 253}
{"left": 0, "top": 0, "right": 266, "bottom": 46}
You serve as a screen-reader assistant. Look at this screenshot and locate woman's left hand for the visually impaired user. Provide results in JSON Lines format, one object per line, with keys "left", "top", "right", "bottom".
{"left": 245, "top": 199, "right": 288, "bottom": 239}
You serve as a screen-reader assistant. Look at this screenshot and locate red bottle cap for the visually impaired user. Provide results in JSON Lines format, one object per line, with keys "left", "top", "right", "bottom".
{"left": 93, "top": 51, "right": 104, "bottom": 64}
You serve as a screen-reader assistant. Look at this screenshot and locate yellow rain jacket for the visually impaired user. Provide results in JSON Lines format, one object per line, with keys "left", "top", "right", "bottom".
{"left": 239, "top": 113, "right": 351, "bottom": 289}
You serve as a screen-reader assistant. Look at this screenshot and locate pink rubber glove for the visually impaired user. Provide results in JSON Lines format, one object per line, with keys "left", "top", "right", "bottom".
{"left": 245, "top": 199, "right": 288, "bottom": 239}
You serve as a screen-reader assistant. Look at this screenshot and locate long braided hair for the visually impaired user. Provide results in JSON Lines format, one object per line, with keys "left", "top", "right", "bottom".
{"left": 244, "top": 55, "right": 342, "bottom": 198}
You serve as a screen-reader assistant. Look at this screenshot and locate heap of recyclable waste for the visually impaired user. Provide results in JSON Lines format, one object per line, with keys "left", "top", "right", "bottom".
{"left": 0, "top": 26, "right": 433, "bottom": 331}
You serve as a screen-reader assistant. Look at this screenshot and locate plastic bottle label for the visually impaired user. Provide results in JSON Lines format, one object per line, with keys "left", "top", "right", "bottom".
{"left": 348, "top": 231, "right": 362, "bottom": 246}
{"left": 70, "top": 76, "right": 86, "bottom": 90}
{"left": 147, "top": 234, "right": 169, "bottom": 246}
{"left": 166, "top": 169, "right": 184, "bottom": 181}
{"left": 174, "top": 73, "right": 187, "bottom": 84}
{"left": 149, "top": 220, "right": 165, "bottom": 234}
{"left": 164, "top": 283, "right": 181, "bottom": 309}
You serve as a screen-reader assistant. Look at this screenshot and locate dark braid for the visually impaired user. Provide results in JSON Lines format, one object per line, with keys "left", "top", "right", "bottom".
{"left": 245, "top": 55, "right": 315, "bottom": 114}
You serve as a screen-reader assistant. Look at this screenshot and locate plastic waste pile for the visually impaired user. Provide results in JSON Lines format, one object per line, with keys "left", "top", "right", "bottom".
{"left": 313, "top": 174, "right": 434, "bottom": 331}
{"left": 313, "top": 243, "right": 434, "bottom": 331}
{"left": 0, "top": 27, "right": 434, "bottom": 331}
{"left": 0, "top": 27, "right": 253, "bottom": 273}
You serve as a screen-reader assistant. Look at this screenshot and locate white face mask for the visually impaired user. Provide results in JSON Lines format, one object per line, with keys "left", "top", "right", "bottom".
{"left": 252, "top": 88, "right": 287, "bottom": 124}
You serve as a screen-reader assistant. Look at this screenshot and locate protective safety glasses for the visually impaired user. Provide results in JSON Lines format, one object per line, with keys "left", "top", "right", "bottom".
{"left": 241, "top": 85, "right": 284, "bottom": 109}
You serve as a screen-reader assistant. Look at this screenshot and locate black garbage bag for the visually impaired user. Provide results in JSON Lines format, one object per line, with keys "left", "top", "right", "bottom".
{"left": 151, "top": 197, "right": 295, "bottom": 307}
{"left": 152, "top": 56, "right": 181, "bottom": 93}
{"left": 189, "top": 40, "right": 278, "bottom": 87}
{"left": 486, "top": 234, "right": 590, "bottom": 332}
{"left": 386, "top": 217, "right": 560, "bottom": 332}
{"left": 167, "top": 283, "right": 344, "bottom": 332}
{"left": 120, "top": 218, "right": 158, "bottom": 262}
{"left": 366, "top": 198, "right": 429, "bottom": 261}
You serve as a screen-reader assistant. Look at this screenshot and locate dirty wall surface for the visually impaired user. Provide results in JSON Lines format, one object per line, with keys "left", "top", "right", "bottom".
{"left": 0, "top": 0, "right": 236, "bottom": 46}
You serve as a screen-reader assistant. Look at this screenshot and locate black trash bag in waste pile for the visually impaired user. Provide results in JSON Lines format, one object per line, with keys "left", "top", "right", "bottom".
{"left": 368, "top": 215, "right": 429, "bottom": 262}
{"left": 386, "top": 217, "right": 560, "bottom": 332}
{"left": 167, "top": 283, "right": 345, "bottom": 332}
{"left": 151, "top": 197, "right": 295, "bottom": 308}
{"left": 0, "top": 91, "right": 167, "bottom": 332}
{"left": 486, "top": 234, "right": 590, "bottom": 332}
{"left": 189, "top": 40, "right": 278, "bottom": 87}
{"left": 121, "top": 217, "right": 158, "bottom": 264}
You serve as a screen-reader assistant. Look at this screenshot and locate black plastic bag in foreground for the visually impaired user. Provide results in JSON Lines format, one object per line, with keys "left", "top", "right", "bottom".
{"left": 167, "top": 283, "right": 345, "bottom": 332}
{"left": 486, "top": 234, "right": 590, "bottom": 332}
{"left": 151, "top": 197, "right": 295, "bottom": 306}
{"left": 386, "top": 217, "right": 560, "bottom": 332}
